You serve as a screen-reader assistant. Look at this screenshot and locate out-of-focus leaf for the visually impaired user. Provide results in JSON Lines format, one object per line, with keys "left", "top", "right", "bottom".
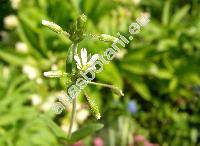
{"left": 162, "top": 0, "right": 171, "bottom": 26}
{"left": 0, "top": 50, "right": 27, "bottom": 66}
{"left": 69, "top": 123, "right": 104, "bottom": 144}
{"left": 39, "top": 114, "right": 68, "bottom": 140}
{"left": 125, "top": 72, "right": 151, "bottom": 100}
{"left": 97, "top": 63, "right": 123, "bottom": 88}
{"left": 170, "top": 5, "right": 190, "bottom": 27}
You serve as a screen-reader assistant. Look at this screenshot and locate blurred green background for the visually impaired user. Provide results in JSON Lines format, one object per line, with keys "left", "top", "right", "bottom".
{"left": 0, "top": 0, "right": 199, "bottom": 146}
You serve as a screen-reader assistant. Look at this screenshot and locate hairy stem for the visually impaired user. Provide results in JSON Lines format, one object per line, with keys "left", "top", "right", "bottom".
{"left": 88, "top": 81, "right": 124, "bottom": 96}
{"left": 72, "top": 43, "right": 78, "bottom": 74}
{"left": 68, "top": 97, "right": 77, "bottom": 138}
{"left": 67, "top": 43, "right": 78, "bottom": 138}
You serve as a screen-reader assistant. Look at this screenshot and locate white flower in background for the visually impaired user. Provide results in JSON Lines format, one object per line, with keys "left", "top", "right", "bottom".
{"left": 115, "top": 48, "right": 127, "bottom": 59}
{"left": 15, "top": 42, "right": 28, "bottom": 53}
{"left": 74, "top": 48, "right": 99, "bottom": 71}
{"left": 4, "top": 15, "right": 18, "bottom": 29}
{"left": 36, "top": 78, "right": 43, "bottom": 84}
{"left": 76, "top": 109, "right": 90, "bottom": 124}
{"left": 51, "top": 64, "right": 58, "bottom": 70}
{"left": 132, "top": 0, "right": 141, "bottom": 5}
{"left": 61, "top": 122, "right": 78, "bottom": 133}
{"left": 22, "top": 65, "right": 38, "bottom": 80}
{"left": 10, "top": 0, "right": 21, "bottom": 9}
{"left": 41, "top": 96, "right": 56, "bottom": 112}
{"left": 29, "top": 94, "right": 42, "bottom": 106}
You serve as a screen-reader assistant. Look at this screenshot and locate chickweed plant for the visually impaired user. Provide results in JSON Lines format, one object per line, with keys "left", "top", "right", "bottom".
{"left": 42, "top": 14, "right": 124, "bottom": 138}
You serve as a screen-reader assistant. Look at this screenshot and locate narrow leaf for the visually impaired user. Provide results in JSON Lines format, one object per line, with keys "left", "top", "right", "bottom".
{"left": 69, "top": 123, "right": 104, "bottom": 144}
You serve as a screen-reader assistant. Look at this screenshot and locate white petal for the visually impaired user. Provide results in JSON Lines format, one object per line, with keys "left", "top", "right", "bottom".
{"left": 88, "top": 54, "right": 99, "bottom": 66}
{"left": 74, "top": 55, "right": 82, "bottom": 69}
{"left": 76, "top": 63, "right": 82, "bottom": 70}
{"left": 81, "top": 48, "right": 87, "bottom": 65}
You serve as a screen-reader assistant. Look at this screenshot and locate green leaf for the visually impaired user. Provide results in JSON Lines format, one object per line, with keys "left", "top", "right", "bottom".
{"left": 0, "top": 50, "right": 26, "bottom": 66}
{"left": 170, "top": 5, "right": 190, "bottom": 27}
{"left": 39, "top": 114, "right": 68, "bottom": 140}
{"left": 125, "top": 72, "right": 151, "bottom": 100}
{"left": 69, "top": 123, "right": 104, "bottom": 144}
{"left": 162, "top": 0, "right": 171, "bottom": 26}
{"left": 97, "top": 63, "right": 123, "bottom": 88}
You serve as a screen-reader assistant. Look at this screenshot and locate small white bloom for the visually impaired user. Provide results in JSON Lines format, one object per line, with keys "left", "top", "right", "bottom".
{"left": 29, "top": 94, "right": 42, "bottom": 106}
{"left": 61, "top": 122, "right": 78, "bottom": 133}
{"left": 4, "top": 15, "right": 18, "bottom": 29}
{"left": 41, "top": 95, "right": 56, "bottom": 111}
{"left": 36, "top": 78, "right": 43, "bottom": 84}
{"left": 22, "top": 65, "right": 38, "bottom": 80}
{"left": 132, "top": 0, "right": 141, "bottom": 5}
{"left": 15, "top": 42, "right": 28, "bottom": 53}
{"left": 115, "top": 49, "right": 127, "bottom": 59}
{"left": 51, "top": 64, "right": 58, "bottom": 70}
{"left": 76, "top": 109, "right": 90, "bottom": 124}
{"left": 74, "top": 48, "right": 99, "bottom": 71}
{"left": 10, "top": 0, "right": 21, "bottom": 9}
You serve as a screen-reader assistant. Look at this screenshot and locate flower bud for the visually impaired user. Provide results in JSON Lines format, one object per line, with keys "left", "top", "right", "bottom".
{"left": 42, "top": 20, "right": 63, "bottom": 33}
{"left": 43, "top": 70, "right": 63, "bottom": 78}
{"left": 98, "top": 34, "right": 118, "bottom": 42}
{"left": 77, "top": 14, "right": 87, "bottom": 30}
{"left": 111, "top": 87, "right": 124, "bottom": 96}
{"left": 4, "top": 15, "right": 18, "bottom": 29}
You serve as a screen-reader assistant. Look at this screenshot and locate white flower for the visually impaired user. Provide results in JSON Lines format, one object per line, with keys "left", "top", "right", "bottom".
{"left": 74, "top": 48, "right": 99, "bottom": 71}
{"left": 10, "top": 0, "right": 21, "bottom": 9}
{"left": 132, "top": 0, "right": 141, "bottom": 5}
{"left": 61, "top": 121, "right": 78, "bottom": 133}
{"left": 36, "top": 78, "right": 43, "bottom": 84}
{"left": 29, "top": 94, "right": 42, "bottom": 106}
{"left": 4, "top": 15, "right": 18, "bottom": 29}
{"left": 115, "top": 49, "right": 127, "bottom": 59}
{"left": 22, "top": 65, "right": 38, "bottom": 80}
{"left": 40, "top": 95, "right": 56, "bottom": 112}
{"left": 76, "top": 109, "right": 90, "bottom": 124}
{"left": 51, "top": 64, "right": 58, "bottom": 70}
{"left": 15, "top": 42, "right": 28, "bottom": 53}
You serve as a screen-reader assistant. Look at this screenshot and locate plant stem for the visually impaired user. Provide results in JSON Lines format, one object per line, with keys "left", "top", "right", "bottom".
{"left": 67, "top": 43, "right": 78, "bottom": 138}
{"left": 88, "top": 81, "right": 124, "bottom": 96}
{"left": 72, "top": 43, "right": 78, "bottom": 74}
{"left": 68, "top": 97, "right": 77, "bottom": 138}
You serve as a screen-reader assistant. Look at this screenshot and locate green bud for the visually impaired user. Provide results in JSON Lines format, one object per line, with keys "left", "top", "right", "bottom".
{"left": 42, "top": 20, "right": 63, "bottom": 33}
{"left": 77, "top": 14, "right": 87, "bottom": 31}
{"left": 111, "top": 87, "right": 124, "bottom": 96}
{"left": 43, "top": 70, "right": 63, "bottom": 78}
{"left": 69, "top": 14, "right": 87, "bottom": 43}
{"left": 98, "top": 34, "right": 118, "bottom": 42}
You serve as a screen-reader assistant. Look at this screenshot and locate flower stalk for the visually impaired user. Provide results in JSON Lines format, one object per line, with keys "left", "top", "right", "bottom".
{"left": 67, "top": 43, "right": 78, "bottom": 138}
{"left": 88, "top": 81, "right": 124, "bottom": 96}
